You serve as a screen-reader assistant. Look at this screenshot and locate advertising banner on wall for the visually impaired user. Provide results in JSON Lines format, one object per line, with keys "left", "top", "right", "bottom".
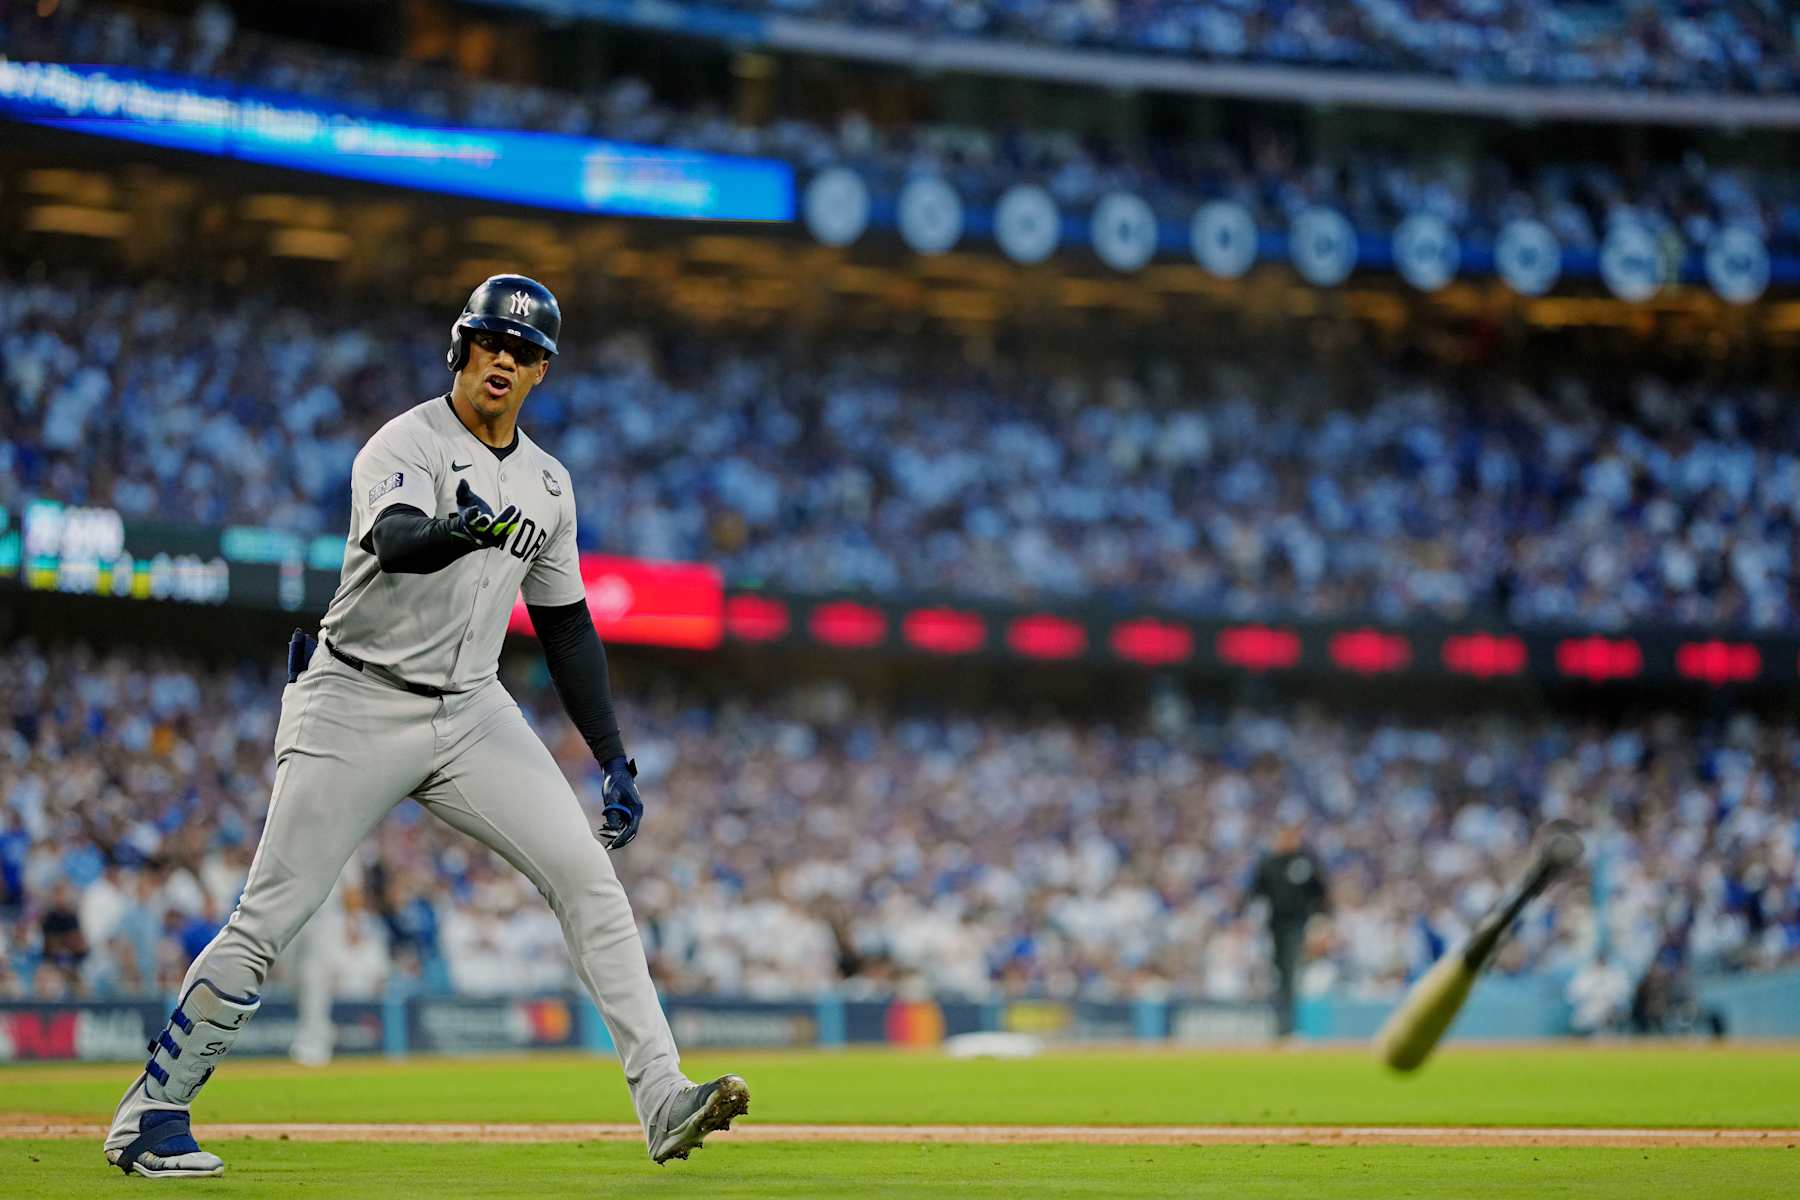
{"left": 407, "top": 996, "right": 583, "bottom": 1054}
{"left": 0, "top": 1001, "right": 384, "bottom": 1062}
{"left": 997, "top": 999, "right": 1135, "bottom": 1041}
{"left": 663, "top": 997, "right": 820, "bottom": 1048}
{"left": 1168, "top": 1000, "right": 1279, "bottom": 1044}
{"left": 837, "top": 999, "right": 990, "bottom": 1045}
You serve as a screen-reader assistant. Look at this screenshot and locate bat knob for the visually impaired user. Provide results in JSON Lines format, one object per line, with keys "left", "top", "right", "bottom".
{"left": 1538, "top": 820, "right": 1586, "bottom": 869}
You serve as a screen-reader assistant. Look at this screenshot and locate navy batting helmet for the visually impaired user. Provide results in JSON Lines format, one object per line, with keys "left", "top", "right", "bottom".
{"left": 446, "top": 274, "right": 561, "bottom": 371}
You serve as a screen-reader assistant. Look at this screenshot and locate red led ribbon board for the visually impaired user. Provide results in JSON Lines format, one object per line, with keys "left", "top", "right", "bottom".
{"left": 1555, "top": 636, "right": 1642, "bottom": 682}
{"left": 1216, "top": 626, "right": 1302, "bottom": 671}
{"left": 497, "top": 563, "right": 1789, "bottom": 690}
{"left": 808, "top": 601, "right": 888, "bottom": 648}
{"left": 509, "top": 555, "right": 723, "bottom": 649}
{"left": 1006, "top": 614, "right": 1088, "bottom": 660}
{"left": 1110, "top": 619, "right": 1194, "bottom": 666}
{"left": 1442, "top": 633, "right": 1527, "bottom": 678}
{"left": 1675, "top": 641, "right": 1760, "bottom": 685}
{"left": 723, "top": 594, "right": 791, "bottom": 642}
{"left": 901, "top": 608, "right": 986, "bottom": 655}
{"left": 1329, "top": 630, "right": 1411, "bottom": 674}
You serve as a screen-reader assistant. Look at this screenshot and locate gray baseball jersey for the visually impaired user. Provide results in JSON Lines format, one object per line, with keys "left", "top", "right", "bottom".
{"left": 321, "top": 395, "right": 585, "bottom": 690}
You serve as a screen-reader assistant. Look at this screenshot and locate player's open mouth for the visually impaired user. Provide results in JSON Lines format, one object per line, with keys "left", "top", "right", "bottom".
{"left": 483, "top": 373, "right": 512, "bottom": 397}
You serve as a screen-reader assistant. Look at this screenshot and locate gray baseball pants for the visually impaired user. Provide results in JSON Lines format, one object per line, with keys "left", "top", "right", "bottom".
{"left": 177, "top": 651, "right": 684, "bottom": 1127}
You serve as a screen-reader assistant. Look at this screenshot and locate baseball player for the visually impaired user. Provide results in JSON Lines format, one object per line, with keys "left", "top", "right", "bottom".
{"left": 103, "top": 275, "right": 748, "bottom": 1178}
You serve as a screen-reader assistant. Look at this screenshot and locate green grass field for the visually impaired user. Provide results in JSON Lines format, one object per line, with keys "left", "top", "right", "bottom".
{"left": 8, "top": 1045, "right": 1799, "bottom": 1126}
{"left": 7, "top": 1140, "right": 1797, "bottom": 1200}
{"left": 6, "top": 1046, "right": 1799, "bottom": 1197}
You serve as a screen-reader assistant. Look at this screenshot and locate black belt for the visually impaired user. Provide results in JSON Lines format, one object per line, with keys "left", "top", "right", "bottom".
{"left": 324, "top": 640, "right": 449, "bottom": 699}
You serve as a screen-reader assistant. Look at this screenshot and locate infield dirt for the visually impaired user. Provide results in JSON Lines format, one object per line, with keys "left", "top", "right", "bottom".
{"left": 5, "top": 1115, "right": 1798, "bottom": 1149}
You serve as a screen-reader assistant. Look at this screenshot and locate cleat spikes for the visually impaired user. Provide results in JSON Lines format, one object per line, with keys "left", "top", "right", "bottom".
{"left": 649, "top": 1073, "right": 750, "bottom": 1163}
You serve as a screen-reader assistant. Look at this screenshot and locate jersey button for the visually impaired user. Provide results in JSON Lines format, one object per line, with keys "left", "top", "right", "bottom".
{"left": 465, "top": 632, "right": 474, "bottom": 642}
{"left": 481, "top": 579, "right": 490, "bottom": 589}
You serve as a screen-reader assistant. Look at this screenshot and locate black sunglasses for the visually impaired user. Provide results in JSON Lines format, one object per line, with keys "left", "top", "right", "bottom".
{"left": 470, "top": 329, "right": 548, "bottom": 366}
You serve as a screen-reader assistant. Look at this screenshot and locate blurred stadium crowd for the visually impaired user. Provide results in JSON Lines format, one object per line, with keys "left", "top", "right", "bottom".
{"left": 6, "top": 272, "right": 1800, "bottom": 630}
{"left": 16, "top": 0, "right": 1796, "bottom": 96}
{"left": 5, "top": 0, "right": 1797, "bottom": 1049}
{"left": 3, "top": 641, "right": 1796, "bottom": 1008}
{"left": 10, "top": 2, "right": 1799, "bottom": 256}
{"left": 716, "top": 0, "right": 1797, "bottom": 94}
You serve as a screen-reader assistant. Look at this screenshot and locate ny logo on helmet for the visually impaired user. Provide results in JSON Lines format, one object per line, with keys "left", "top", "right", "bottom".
{"left": 508, "top": 291, "right": 534, "bottom": 317}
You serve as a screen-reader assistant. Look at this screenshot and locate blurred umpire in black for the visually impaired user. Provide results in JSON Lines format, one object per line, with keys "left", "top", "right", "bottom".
{"left": 1249, "top": 811, "right": 1330, "bottom": 1038}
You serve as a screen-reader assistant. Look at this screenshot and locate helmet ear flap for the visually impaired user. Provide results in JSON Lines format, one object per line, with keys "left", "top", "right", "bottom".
{"left": 447, "top": 320, "right": 468, "bottom": 372}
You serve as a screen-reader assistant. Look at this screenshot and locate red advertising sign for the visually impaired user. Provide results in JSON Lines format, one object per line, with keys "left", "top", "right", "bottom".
{"left": 1, "top": 1010, "right": 79, "bottom": 1059}
{"left": 509, "top": 555, "right": 723, "bottom": 649}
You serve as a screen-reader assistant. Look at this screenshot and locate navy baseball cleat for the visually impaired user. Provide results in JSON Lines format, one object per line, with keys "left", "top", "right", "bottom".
{"left": 648, "top": 1074, "right": 750, "bottom": 1164}
{"left": 106, "top": 1109, "right": 225, "bottom": 1178}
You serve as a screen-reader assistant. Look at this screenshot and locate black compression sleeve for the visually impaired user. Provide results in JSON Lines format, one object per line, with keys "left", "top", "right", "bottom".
{"left": 527, "top": 599, "right": 626, "bottom": 765}
{"left": 366, "top": 504, "right": 479, "bottom": 574}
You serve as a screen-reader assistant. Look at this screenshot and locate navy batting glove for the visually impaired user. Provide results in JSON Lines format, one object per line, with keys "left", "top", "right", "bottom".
{"left": 452, "top": 479, "right": 521, "bottom": 548}
{"left": 597, "top": 756, "right": 642, "bottom": 851}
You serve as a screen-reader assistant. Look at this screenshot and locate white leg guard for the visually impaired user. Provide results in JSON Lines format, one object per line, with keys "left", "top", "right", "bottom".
{"left": 143, "top": 977, "right": 261, "bottom": 1104}
{"left": 103, "top": 978, "right": 260, "bottom": 1174}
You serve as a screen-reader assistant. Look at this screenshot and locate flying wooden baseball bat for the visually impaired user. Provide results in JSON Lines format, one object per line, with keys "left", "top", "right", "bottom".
{"left": 1373, "top": 820, "right": 1585, "bottom": 1072}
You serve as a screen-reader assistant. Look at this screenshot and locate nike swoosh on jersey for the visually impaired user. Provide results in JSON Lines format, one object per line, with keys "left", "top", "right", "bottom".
{"left": 451, "top": 461, "right": 472, "bottom": 472}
